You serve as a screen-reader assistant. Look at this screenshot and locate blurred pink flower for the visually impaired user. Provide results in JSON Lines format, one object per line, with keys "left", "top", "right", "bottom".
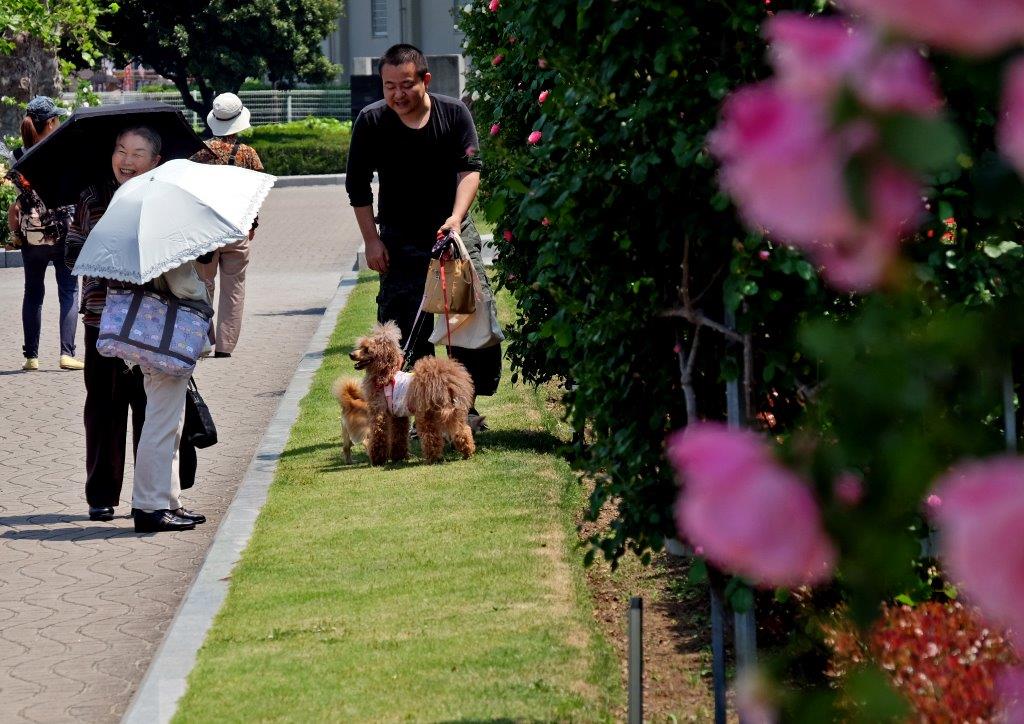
{"left": 489, "top": 123, "right": 501, "bottom": 136}
{"left": 502, "top": 229, "right": 514, "bottom": 242}
{"left": 488, "top": 0, "right": 499, "bottom": 11}
{"left": 931, "top": 456, "right": 1024, "bottom": 648}
{"left": 855, "top": 46, "right": 943, "bottom": 115}
{"left": 465, "top": 145, "right": 477, "bottom": 157}
{"left": 834, "top": 472, "right": 864, "bottom": 506}
{"left": 842, "top": 0, "right": 1024, "bottom": 57}
{"left": 766, "top": 13, "right": 873, "bottom": 98}
{"left": 541, "top": 217, "right": 551, "bottom": 226}
{"left": 997, "top": 666, "right": 1024, "bottom": 722}
{"left": 538, "top": 89, "right": 550, "bottom": 104}
{"left": 710, "top": 83, "right": 854, "bottom": 247}
{"left": 668, "top": 422, "right": 836, "bottom": 587}
{"left": 538, "top": 58, "right": 549, "bottom": 69}
{"left": 527, "top": 130, "right": 542, "bottom": 144}
{"left": 491, "top": 54, "right": 504, "bottom": 66}
{"left": 758, "top": 250, "right": 771, "bottom": 261}
{"left": 926, "top": 493, "right": 942, "bottom": 508}
{"left": 999, "top": 57, "right": 1024, "bottom": 176}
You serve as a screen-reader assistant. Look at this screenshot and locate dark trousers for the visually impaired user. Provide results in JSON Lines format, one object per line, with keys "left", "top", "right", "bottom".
{"left": 22, "top": 243, "right": 78, "bottom": 358}
{"left": 82, "top": 325, "right": 196, "bottom": 507}
{"left": 377, "top": 220, "right": 502, "bottom": 397}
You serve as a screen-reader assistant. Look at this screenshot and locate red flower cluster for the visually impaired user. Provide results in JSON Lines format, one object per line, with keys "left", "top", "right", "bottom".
{"left": 827, "top": 602, "right": 1018, "bottom": 720}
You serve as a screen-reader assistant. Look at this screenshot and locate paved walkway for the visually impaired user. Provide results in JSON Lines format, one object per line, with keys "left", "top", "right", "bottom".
{"left": 0, "top": 186, "right": 358, "bottom": 723}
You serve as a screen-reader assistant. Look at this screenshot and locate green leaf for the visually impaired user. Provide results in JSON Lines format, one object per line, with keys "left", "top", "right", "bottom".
{"left": 879, "top": 114, "right": 964, "bottom": 175}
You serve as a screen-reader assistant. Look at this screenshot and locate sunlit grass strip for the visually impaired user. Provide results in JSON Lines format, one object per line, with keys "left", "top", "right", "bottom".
{"left": 174, "top": 273, "right": 620, "bottom": 722}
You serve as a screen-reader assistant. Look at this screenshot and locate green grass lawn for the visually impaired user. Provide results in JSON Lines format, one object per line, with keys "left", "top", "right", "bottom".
{"left": 174, "top": 274, "right": 620, "bottom": 722}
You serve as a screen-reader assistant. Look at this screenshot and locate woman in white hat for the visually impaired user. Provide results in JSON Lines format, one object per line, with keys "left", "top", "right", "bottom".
{"left": 190, "top": 92, "right": 264, "bottom": 358}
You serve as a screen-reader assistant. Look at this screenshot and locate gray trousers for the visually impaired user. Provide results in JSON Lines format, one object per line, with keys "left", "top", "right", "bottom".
{"left": 132, "top": 370, "right": 188, "bottom": 512}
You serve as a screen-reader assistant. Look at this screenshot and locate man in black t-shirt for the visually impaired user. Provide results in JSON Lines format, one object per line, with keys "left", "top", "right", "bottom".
{"left": 346, "top": 44, "right": 501, "bottom": 404}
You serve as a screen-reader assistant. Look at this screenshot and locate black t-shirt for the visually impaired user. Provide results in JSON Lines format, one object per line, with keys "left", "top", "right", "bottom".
{"left": 345, "top": 93, "right": 482, "bottom": 244}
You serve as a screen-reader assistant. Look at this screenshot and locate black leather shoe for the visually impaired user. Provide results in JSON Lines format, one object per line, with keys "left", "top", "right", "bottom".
{"left": 88, "top": 506, "right": 115, "bottom": 522}
{"left": 172, "top": 507, "right": 206, "bottom": 524}
{"left": 132, "top": 509, "right": 196, "bottom": 533}
{"left": 213, "top": 351, "right": 231, "bottom": 358}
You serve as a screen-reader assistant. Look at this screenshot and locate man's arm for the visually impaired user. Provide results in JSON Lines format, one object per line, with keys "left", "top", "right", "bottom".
{"left": 353, "top": 204, "right": 389, "bottom": 272}
{"left": 437, "top": 170, "right": 481, "bottom": 236}
{"left": 346, "top": 111, "right": 390, "bottom": 272}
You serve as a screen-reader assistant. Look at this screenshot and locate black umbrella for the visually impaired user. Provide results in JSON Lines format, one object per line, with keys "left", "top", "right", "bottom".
{"left": 11, "top": 101, "right": 206, "bottom": 208}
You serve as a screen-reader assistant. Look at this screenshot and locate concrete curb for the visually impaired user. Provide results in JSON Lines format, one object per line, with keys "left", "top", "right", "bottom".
{"left": 121, "top": 257, "right": 360, "bottom": 724}
{"left": 273, "top": 172, "right": 376, "bottom": 188}
{"left": 1, "top": 249, "right": 24, "bottom": 268}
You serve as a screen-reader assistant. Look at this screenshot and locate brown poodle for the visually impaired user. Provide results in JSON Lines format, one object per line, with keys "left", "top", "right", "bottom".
{"left": 333, "top": 321, "right": 476, "bottom": 464}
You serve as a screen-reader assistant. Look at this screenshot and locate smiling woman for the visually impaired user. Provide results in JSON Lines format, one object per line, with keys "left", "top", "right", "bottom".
{"left": 111, "top": 126, "right": 162, "bottom": 184}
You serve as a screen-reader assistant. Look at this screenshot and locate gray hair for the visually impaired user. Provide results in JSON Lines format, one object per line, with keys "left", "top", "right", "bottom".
{"left": 116, "top": 126, "right": 162, "bottom": 156}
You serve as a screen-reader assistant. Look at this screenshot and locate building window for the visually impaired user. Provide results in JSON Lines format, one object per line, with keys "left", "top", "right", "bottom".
{"left": 371, "top": 0, "right": 388, "bottom": 38}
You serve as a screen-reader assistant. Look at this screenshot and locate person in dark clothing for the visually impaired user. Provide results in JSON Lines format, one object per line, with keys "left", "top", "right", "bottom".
{"left": 6, "top": 96, "right": 82, "bottom": 372}
{"left": 345, "top": 44, "right": 502, "bottom": 410}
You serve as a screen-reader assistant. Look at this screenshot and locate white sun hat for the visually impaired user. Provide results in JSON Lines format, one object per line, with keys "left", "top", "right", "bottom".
{"left": 206, "top": 92, "right": 252, "bottom": 136}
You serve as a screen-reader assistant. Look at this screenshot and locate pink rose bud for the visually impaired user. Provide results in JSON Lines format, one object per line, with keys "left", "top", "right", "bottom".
{"left": 538, "top": 58, "right": 549, "bottom": 69}
{"left": 488, "top": 0, "right": 499, "bottom": 11}
{"left": 926, "top": 494, "right": 942, "bottom": 508}
{"left": 673, "top": 343, "right": 682, "bottom": 354}
{"left": 834, "top": 472, "right": 864, "bottom": 506}
{"left": 492, "top": 54, "right": 504, "bottom": 66}
{"left": 527, "top": 130, "right": 542, "bottom": 144}
{"left": 541, "top": 217, "right": 551, "bottom": 226}
{"left": 489, "top": 123, "right": 501, "bottom": 136}
{"left": 758, "top": 250, "right": 770, "bottom": 261}
{"left": 538, "top": 90, "right": 550, "bottom": 104}
{"left": 502, "top": 229, "right": 514, "bottom": 242}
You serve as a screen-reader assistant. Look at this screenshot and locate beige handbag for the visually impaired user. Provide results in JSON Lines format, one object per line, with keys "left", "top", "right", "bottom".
{"left": 422, "top": 230, "right": 476, "bottom": 314}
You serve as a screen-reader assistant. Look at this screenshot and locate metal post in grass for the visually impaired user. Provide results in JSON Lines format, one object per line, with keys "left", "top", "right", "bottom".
{"left": 1004, "top": 367, "right": 1017, "bottom": 451}
{"left": 710, "top": 583, "right": 727, "bottom": 724}
{"left": 628, "top": 597, "right": 644, "bottom": 724}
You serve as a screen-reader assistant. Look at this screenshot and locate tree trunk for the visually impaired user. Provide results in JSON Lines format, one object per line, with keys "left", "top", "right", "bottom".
{"left": 0, "top": 33, "right": 62, "bottom": 137}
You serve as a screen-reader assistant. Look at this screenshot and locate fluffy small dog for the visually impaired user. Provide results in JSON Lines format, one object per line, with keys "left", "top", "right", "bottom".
{"left": 332, "top": 321, "right": 476, "bottom": 464}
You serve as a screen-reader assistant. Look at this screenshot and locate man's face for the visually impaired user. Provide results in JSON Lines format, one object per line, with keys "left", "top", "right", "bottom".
{"left": 381, "top": 62, "right": 431, "bottom": 118}
{"left": 111, "top": 132, "right": 161, "bottom": 185}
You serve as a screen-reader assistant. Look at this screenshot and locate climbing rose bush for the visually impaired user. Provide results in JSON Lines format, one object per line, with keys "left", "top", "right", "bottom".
{"left": 667, "top": 423, "right": 836, "bottom": 587}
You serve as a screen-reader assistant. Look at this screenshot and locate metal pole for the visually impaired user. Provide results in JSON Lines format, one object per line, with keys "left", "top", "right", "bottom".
{"left": 1004, "top": 367, "right": 1016, "bottom": 451}
{"left": 628, "top": 597, "right": 644, "bottom": 724}
{"left": 286, "top": 93, "right": 293, "bottom": 123}
{"left": 710, "top": 584, "right": 727, "bottom": 724}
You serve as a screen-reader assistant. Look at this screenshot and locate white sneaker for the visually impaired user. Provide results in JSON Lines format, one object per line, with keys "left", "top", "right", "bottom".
{"left": 59, "top": 355, "right": 84, "bottom": 370}
{"left": 22, "top": 358, "right": 39, "bottom": 371}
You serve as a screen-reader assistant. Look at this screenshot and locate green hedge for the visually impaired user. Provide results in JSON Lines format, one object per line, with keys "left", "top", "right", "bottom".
{"left": 240, "top": 117, "right": 351, "bottom": 176}
{"left": 1, "top": 180, "right": 16, "bottom": 247}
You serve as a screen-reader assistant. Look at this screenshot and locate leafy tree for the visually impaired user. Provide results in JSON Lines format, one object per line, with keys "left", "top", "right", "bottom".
{"left": 103, "top": 0, "right": 342, "bottom": 128}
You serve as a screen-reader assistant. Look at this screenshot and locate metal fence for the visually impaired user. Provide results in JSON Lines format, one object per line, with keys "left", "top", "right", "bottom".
{"left": 65, "top": 90, "right": 352, "bottom": 127}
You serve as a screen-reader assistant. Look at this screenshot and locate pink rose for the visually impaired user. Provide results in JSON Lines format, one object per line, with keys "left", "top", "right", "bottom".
{"left": 834, "top": 472, "right": 864, "bottom": 506}
{"left": 538, "top": 90, "right": 550, "bottom": 104}
{"left": 538, "top": 58, "right": 549, "bottom": 69}
{"left": 502, "top": 229, "right": 513, "bottom": 242}
{"left": 854, "top": 46, "right": 943, "bottom": 115}
{"left": 766, "top": 14, "right": 874, "bottom": 98}
{"left": 767, "top": 15, "right": 942, "bottom": 115}
{"left": 489, "top": 123, "right": 501, "bottom": 136}
{"left": 997, "top": 666, "right": 1024, "bottom": 723}
{"left": 527, "top": 130, "right": 542, "bottom": 144}
{"left": 710, "top": 83, "right": 855, "bottom": 247}
{"left": 541, "top": 217, "right": 551, "bottom": 226}
{"left": 841, "top": 0, "right": 1024, "bottom": 57}
{"left": 758, "top": 250, "right": 770, "bottom": 261}
{"left": 488, "top": 0, "right": 499, "bottom": 11}
{"left": 668, "top": 423, "right": 837, "bottom": 587}
{"left": 931, "top": 456, "right": 1024, "bottom": 648}
{"left": 926, "top": 493, "right": 942, "bottom": 508}
{"left": 491, "top": 54, "right": 504, "bottom": 66}
{"left": 998, "top": 57, "right": 1024, "bottom": 176}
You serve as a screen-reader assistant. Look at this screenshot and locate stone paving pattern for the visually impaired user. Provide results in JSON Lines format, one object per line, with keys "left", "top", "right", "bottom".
{"left": 0, "top": 186, "right": 358, "bottom": 723}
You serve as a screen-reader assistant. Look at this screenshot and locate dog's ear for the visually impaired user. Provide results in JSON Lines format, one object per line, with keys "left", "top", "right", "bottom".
{"left": 380, "top": 321, "right": 402, "bottom": 346}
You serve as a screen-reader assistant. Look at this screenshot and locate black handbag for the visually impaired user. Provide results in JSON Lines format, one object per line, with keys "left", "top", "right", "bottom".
{"left": 183, "top": 377, "right": 218, "bottom": 449}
